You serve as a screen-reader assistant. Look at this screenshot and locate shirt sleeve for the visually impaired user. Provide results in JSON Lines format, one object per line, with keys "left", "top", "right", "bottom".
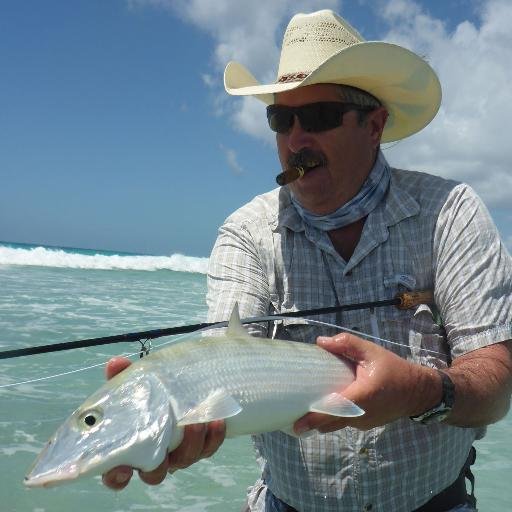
{"left": 433, "top": 183, "right": 512, "bottom": 357}
{"left": 206, "top": 219, "right": 271, "bottom": 337}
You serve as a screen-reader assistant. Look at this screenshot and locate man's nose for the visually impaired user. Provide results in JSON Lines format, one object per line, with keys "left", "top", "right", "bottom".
{"left": 286, "top": 115, "right": 315, "bottom": 153}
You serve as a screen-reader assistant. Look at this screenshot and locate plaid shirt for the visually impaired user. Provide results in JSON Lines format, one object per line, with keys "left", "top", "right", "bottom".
{"left": 206, "top": 168, "right": 512, "bottom": 512}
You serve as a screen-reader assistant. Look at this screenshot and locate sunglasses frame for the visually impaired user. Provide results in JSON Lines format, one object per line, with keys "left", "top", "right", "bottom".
{"left": 266, "top": 101, "right": 377, "bottom": 134}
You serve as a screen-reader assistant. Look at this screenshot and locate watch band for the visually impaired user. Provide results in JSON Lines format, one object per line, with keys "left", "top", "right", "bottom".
{"left": 410, "top": 369, "right": 455, "bottom": 425}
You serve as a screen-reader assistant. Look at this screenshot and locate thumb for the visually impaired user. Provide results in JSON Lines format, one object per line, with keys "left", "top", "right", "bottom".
{"left": 105, "top": 356, "right": 132, "bottom": 380}
{"left": 317, "top": 333, "right": 380, "bottom": 364}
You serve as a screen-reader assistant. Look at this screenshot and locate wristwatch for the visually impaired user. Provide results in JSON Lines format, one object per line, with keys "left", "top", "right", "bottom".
{"left": 410, "top": 370, "right": 455, "bottom": 425}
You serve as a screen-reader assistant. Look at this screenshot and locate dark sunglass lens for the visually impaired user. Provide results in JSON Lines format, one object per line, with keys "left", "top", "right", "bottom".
{"left": 267, "top": 106, "right": 293, "bottom": 133}
{"left": 267, "top": 103, "right": 358, "bottom": 133}
{"left": 318, "top": 103, "right": 345, "bottom": 130}
{"left": 296, "top": 105, "right": 319, "bottom": 132}
{"left": 299, "top": 103, "right": 343, "bottom": 132}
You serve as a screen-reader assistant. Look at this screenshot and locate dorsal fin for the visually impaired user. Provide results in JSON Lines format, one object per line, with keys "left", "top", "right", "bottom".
{"left": 226, "top": 303, "right": 251, "bottom": 338}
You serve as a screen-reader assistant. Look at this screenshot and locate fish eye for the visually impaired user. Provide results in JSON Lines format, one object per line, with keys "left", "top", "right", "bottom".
{"left": 78, "top": 408, "right": 103, "bottom": 430}
{"left": 84, "top": 415, "right": 96, "bottom": 426}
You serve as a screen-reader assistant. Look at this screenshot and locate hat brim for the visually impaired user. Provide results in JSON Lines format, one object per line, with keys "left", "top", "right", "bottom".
{"left": 224, "top": 41, "right": 441, "bottom": 143}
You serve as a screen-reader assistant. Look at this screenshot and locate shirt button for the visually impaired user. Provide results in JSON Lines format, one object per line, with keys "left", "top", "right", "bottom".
{"left": 363, "top": 504, "right": 373, "bottom": 511}
{"left": 359, "top": 447, "right": 369, "bottom": 457}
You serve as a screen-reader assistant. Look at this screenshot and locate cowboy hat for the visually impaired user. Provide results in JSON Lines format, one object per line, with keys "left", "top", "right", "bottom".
{"left": 224, "top": 9, "right": 441, "bottom": 143}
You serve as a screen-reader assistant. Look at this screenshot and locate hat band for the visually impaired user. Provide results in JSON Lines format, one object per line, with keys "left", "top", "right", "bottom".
{"left": 277, "top": 72, "right": 310, "bottom": 83}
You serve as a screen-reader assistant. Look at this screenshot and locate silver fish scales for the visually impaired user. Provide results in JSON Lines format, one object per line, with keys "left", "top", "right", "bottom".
{"left": 25, "top": 305, "right": 362, "bottom": 488}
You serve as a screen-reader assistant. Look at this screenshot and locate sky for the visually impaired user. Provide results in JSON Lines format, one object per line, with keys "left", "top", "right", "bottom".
{"left": 1, "top": 0, "right": 511, "bottom": 257}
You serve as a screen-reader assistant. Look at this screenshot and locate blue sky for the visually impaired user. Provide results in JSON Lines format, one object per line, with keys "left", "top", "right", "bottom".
{"left": 1, "top": 0, "right": 510, "bottom": 257}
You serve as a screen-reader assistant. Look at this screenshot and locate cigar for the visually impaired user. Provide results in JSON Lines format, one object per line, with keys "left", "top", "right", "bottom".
{"left": 275, "top": 166, "right": 306, "bottom": 186}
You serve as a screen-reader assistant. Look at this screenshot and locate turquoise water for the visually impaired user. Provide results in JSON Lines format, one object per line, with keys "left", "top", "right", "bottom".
{"left": 0, "top": 242, "right": 510, "bottom": 511}
{"left": 0, "top": 243, "right": 258, "bottom": 511}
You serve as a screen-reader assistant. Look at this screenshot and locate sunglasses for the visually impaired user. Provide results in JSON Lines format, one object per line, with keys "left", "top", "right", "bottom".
{"left": 266, "top": 101, "right": 376, "bottom": 134}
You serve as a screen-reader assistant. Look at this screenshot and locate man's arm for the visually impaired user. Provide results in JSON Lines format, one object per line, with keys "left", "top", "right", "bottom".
{"left": 443, "top": 339, "right": 512, "bottom": 426}
{"left": 293, "top": 335, "right": 512, "bottom": 434}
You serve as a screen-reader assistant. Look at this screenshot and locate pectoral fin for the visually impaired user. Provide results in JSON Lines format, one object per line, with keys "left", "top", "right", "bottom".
{"left": 309, "top": 393, "right": 364, "bottom": 417}
{"left": 177, "top": 389, "right": 243, "bottom": 426}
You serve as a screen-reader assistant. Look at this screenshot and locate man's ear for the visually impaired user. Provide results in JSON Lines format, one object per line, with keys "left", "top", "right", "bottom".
{"left": 368, "top": 107, "right": 389, "bottom": 148}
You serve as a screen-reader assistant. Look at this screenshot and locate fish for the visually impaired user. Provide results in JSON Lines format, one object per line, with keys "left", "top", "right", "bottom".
{"left": 24, "top": 305, "right": 363, "bottom": 488}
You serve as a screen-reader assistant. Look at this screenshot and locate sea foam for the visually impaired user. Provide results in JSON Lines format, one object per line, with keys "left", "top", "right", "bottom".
{"left": 0, "top": 245, "right": 209, "bottom": 274}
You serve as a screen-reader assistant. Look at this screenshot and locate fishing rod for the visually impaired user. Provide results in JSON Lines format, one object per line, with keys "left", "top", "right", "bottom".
{"left": 0, "top": 290, "right": 433, "bottom": 360}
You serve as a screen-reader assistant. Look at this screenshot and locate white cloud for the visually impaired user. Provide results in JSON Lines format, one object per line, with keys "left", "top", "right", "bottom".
{"left": 232, "top": 96, "right": 274, "bottom": 144}
{"left": 129, "top": 0, "right": 341, "bottom": 140}
{"left": 129, "top": 0, "right": 512, "bottom": 207}
{"left": 220, "top": 144, "right": 245, "bottom": 175}
{"left": 378, "top": 0, "right": 512, "bottom": 207}
{"left": 131, "top": 0, "right": 338, "bottom": 79}
{"left": 201, "top": 74, "right": 215, "bottom": 88}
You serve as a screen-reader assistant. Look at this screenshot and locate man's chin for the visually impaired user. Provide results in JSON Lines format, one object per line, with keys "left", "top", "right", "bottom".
{"left": 288, "top": 170, "right": 337, "bottom": 211}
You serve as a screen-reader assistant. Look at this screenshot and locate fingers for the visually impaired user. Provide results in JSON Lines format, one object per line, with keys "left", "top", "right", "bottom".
{"left": 102, "top": 424, "right": 212, "bottom": 489}
{"left": 138, "top": 459, "right": 169, "bottom": 485}
{"left": 167, "top": 423, "right": 207, "bottom": 471}
{"left": 102, "top": 465, "right": 133, "bottom": 491}
{"left": 317, "top": 333, "right": 383, "bottom": 364}
{"left": 103, "top": 460, "right": 170, "bottom": 489}
{"left": 201, "top": 420, "right": 226, "bottom": 459}
{"left": 166, "top": 421, "right": 226, "bottom": 472}
{"left": 294, "top": 411, "right": 347, "bottom": 436}
{"left": 105, "top": 356, "right": 132, "bottom": 380}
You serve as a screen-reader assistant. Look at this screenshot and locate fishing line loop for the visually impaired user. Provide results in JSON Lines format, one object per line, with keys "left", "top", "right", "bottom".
{"left": 138, "top": 338, "right": 152, "bottom": 358}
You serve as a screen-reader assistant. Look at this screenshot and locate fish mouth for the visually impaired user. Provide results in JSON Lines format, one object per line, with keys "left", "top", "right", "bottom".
{"left": 24, "top": 439, "right": 81, "bottom": 488}
{"left": 24, "top": 466, "right": 80, "bottom": 488}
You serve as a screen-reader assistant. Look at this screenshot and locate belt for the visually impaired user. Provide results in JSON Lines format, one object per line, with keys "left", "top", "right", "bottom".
{"left": 413, "top": 471, "right": 468, "bottom": 511}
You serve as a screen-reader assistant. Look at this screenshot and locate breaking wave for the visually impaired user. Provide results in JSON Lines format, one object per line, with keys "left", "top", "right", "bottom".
{"left": 0, "top": 245, "right": 209, "bottom": 274}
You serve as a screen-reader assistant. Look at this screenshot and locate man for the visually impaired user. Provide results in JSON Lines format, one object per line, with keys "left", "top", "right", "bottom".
{"left": 103, "top": 9, "right": 512, "bottom": 512}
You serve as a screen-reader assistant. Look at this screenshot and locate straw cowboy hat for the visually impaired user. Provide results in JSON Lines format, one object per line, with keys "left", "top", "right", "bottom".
{"left": 224, "top": 9, "right": 441, "bottom": 143}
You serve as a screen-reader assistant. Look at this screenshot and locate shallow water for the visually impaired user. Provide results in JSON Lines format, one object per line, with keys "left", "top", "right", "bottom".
{"left": 0, "top": 243, "right": 510, "bottom": 511}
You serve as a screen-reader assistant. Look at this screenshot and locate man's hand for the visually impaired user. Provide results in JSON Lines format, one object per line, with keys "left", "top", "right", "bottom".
{"left": 293, "top": 334, "right": 440, "bottom": 435}
{"left": 101, "top": 357, "right": 226, "bottom": 491}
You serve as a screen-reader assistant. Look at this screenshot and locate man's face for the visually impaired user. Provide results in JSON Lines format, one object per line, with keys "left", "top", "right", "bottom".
{"left": 274, "top": 84, "right": 387, "bottom": 215}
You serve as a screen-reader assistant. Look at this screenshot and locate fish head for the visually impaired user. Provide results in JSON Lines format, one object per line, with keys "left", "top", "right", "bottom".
{"left": 25, "top": 369, "right": 176, "bottom": 488}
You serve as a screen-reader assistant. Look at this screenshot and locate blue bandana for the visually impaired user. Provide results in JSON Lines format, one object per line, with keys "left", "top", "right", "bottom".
{"left": 290, "top": 150, "right": 391, "bottom": 231}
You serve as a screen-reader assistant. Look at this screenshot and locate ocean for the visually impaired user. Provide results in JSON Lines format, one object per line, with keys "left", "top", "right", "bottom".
{"left": 0, "top": 241, "right": 510, "bottom": 511}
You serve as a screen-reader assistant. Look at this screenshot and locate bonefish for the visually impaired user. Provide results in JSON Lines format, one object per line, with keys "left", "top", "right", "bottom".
{"left": 25, "top": 305, "right": 362, "bottom": 487}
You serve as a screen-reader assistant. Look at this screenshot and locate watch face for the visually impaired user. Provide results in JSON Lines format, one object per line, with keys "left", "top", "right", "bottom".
{"left": 423, "top": 407, "right": 451, "bottom": 424}
{"left": 410, "top": 402, "right": 452, "bottom": 424}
